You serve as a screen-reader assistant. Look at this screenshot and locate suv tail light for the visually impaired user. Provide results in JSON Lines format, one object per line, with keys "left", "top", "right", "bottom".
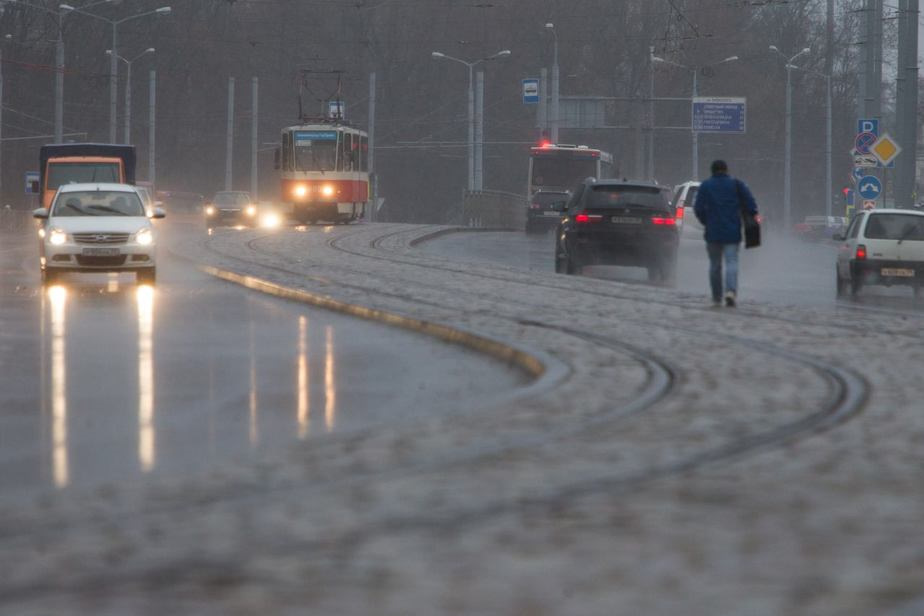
{"left": 856, "top": 244, "right": 867, "bottom": 260}
{"left": 675, "top": 205, "right": 685, "bottom": 220}
{"left": 574, "top": 211, "right": 603, "bottom": 224}
{"left": 651, "top": 217, "right": 676, "bottom": 226}
{"left": 529, "top": 202, "right": 542, "bottom": 209}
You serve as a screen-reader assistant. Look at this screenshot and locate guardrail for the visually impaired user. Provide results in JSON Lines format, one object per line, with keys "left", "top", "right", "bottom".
{"left": 461, "top": 190, "right": 526, "bottom": 230}
{"left": 0, "top": 206, "right": 33, "bottom": 234}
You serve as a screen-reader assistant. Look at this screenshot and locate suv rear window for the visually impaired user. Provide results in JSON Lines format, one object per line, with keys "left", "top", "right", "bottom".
{"left": 864, "top": 214, "right": 924, "bottom": 241}
{"left": 532, "top": 192, "right": 569, "bottom": 206}
{"left": 588, "top": 186, "right": 669, "bottom": 210}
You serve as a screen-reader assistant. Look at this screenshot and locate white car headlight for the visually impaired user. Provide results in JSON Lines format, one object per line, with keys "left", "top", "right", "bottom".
{"left": 246, "top": 205, "right": 258, "bottom": 217}
{"left": 48, "top": 228, "right": 67, "bottom": 246}
{"left": 135, "top": 228, "right": 154, "bottom": 246}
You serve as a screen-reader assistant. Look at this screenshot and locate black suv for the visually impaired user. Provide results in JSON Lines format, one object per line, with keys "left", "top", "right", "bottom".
{"left": 554, "top": 178, "right": 679, "bottom": 282}
{"left": 525, "top": 190, "right": 570, "bottom": 234}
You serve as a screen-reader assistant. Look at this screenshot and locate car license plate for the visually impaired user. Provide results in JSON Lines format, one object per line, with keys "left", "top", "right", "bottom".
{"left": 611, "top": 216, "right": 641, "bottom": 224}
{"left": 881, "top": 267, "right": 914, "bottom": 277}
{"left": 542, "top": 211, "right": 560, "bottom": 217}
{"left": 82, "top": 247, "right": 120, "bottom": 257}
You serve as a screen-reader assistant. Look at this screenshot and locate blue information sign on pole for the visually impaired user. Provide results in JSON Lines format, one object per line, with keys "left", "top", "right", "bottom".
{"left": 522, "top": 78, "right": 539, "bottom": 105}
{"left": 692, "top": 97, "right": 746, "bottom": 134}
{"left": 857, "top": 175, "right": 882, "bottom": 200}
{"left": 24, "top": 171, "right": 40, "bottom": 195}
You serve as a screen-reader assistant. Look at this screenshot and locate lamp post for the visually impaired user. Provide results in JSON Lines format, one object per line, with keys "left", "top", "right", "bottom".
{"left": 651, "top": 54, "right": 739, "bottom": 180}
{"left": 770, "top": 46, "right": 811, "bottom": 230}
{"left": 431, "top": 49, "right": 511, "bottom": 192}
{"left": 106, "top": 47, "right": 154, "bottom": 144}
{"left": 544, "top": 23, "right": 559, "bottom": 144}
{"left": 60, "top": 3, "right": 171, "bottom": 144}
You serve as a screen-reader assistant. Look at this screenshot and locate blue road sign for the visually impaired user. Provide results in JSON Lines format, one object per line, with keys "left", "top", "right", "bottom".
{"left": 857, "top": 119, "right": 879, "bottom": 136}
{"left": 24, "top": 171, "right": 39, "bottom": 195}
{"left": 522, "top": 78, "right": 540, "bottom": 104}
{"left": 692, "top": 97, "right": 746, "bottom": 133}
{"left": 852, "top": 167, "right": 865, "bottom": 184}
{"left": 858, "top": 175, "right": 882, "bottom": 200}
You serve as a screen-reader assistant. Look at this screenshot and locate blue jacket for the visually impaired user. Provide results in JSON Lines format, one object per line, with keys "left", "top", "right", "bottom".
{"left": 693, "top": 173, "right": 758, "bottom": 244}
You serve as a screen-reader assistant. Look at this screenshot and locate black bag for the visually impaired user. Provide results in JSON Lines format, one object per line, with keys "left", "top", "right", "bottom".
{"left": 735, "top": 179, "right": 761, "bottom": 249}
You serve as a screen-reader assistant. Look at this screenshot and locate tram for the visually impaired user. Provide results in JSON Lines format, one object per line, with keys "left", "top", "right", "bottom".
{"left": 276, "top": 123, "right": 370, "bottom": 224}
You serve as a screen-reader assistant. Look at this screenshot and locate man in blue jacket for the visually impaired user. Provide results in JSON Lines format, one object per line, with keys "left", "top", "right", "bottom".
{"left": 693, "top": 160, "right": 759, "bottom": 307}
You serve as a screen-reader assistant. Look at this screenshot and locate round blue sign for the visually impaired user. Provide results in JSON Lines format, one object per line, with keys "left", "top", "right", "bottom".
{"left": 858, "top": 175, "right": 882, "bottom": 200}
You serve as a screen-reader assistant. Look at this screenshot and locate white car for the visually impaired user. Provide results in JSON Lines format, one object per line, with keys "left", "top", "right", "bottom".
{"left": 671, "top": 181, "right": 700, "bottom": 236}
{"left": 33, "top": 183, "right": 165, "bottom": 285}
{"left": 835, "top": 208, "right": 924, "bottom": 297}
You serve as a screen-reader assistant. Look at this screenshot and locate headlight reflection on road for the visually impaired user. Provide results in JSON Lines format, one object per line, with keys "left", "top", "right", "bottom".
{"left": 325, "top": 326, "right": 336, "bottom": 432}
{"left": 48, "top": 285, "right": 69, "bottom": 488}
{"left": 297, "top": 316, "right": 310, "bottom": 439}
{"left": 249, "top": 321, "right": 259, "bottom": 447}
{"left": 136, "top": 285, "right": 155, "bottom": 473}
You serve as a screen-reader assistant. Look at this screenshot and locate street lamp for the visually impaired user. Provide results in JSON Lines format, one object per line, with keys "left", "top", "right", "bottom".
{"left": 544, "top": 22, "right": 559, "bottom": 143}
{"left": 431, "top": 49, "right": 511, "bottom": 192}
{"left": 60, "top": 3, "right": 171, "bottom": 144}
{"left": 770, "top": 46, "right": 811, "bottom": 230}
{"left": 106, "top": 47, "right": 154, "bottom": 144}
{"left": 651, "top": 54, "right": 739, "bottom": 179}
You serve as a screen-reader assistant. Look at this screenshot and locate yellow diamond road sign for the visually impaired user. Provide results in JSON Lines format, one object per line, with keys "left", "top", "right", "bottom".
{"left": 871, "top": 133, "right": 901, "bottom": 167}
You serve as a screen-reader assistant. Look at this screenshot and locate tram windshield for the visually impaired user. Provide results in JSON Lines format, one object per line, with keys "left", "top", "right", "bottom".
{"left": 293, "top": 130, "right": 337, "bottom": 172}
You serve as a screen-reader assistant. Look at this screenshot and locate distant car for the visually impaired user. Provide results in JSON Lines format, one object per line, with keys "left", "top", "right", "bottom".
{"left": 33, "top": 183, "right": 165, "bottom": 284}
{"left": 671, "top": 181, "right": 700, "bottom": 236}
{"left": 554, "top": 178, "right": 679, "bottom": 283}
{"left": 526, "top": 190, "right": 570, "bottom": 234}
{"left": 835, "top": 208, "right": 924, "bottom": 297}
{"left": 204, "top": 191, "right": 257, "bottom": 227}
{"left": 158, "top": 190, "right": 205, "bottom": 213}
{"left": 794, "top": 215, "right": 847, "bottom": 240}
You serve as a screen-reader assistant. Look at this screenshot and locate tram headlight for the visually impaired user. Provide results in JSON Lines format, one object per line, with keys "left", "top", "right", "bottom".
{"left": 321, "top": 184, "right": 335, "bottom": 198}
{"left": 293, "top": 184, "right": 308, "bottom": 198}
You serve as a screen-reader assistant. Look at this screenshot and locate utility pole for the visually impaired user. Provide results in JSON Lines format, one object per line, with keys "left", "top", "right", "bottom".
{"left": 124, "top": 60, "right": 132, "bottom": 144}
{"left": 648, "top": 46, "right": 655, "bottom": 181}
{"left": 149, "top": 70, "right": 156, "bottom": 184}
{"left": 538, "top": 67, "right": 548, "bottom": 140}
{"left": 548, "top": 28, "right": 560, "bottom": 143}
{"left": 0, "top": 47, "right": 4, "bottom": 204}
{"left": 895, "top": 0, "right": 919, "bottom": 208}
{"left": 55, "top": 18, "right": 64, "bottom": 143}
{"left": 251, "top": 77, "right": 259, "bottom": 200}
{"left": 826, "top": 0, "right": 834, "bottom": 218}
{"left": 467, "top": 65, "right": 474, "bottom": 191}
{"left": 475, "top": 70, "right": 484, "bottom": 191}
{"left": 692, "top": 69, "right": 699, "bottom": 180}
{"left": 225, "top": 77, "right": 235, "bottom": 192}
{"left": 368, "top": 71, "right": 376, "bottom": 222}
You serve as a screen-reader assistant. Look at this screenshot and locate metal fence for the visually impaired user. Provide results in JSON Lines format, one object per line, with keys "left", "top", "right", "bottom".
{"left": 461, "top": 190, "right": 526, "bottom": 230}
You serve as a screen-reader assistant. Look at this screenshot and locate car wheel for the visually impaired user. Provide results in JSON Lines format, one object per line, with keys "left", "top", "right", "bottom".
{"left": 137, "top": 268, "right": 156, "bottom": 285}
{"left": 850, "top": 270, "right": 862, "bottom": 296}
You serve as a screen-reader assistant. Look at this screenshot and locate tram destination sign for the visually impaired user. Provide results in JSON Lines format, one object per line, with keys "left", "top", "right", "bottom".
{"left": 692, "top": 97, "right": 747, "bottom": 134}
{"left": 294, "top": 130, "right": 338, "bottom": 145}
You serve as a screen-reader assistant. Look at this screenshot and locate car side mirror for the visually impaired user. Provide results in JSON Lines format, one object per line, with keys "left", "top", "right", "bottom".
{"left": 152, "top": 208, "right": 166, "bottom": 219}
{"left": 33, "top": 208, "right": 49, "bottom": 219}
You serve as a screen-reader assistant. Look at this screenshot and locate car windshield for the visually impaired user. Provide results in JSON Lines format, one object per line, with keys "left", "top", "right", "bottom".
{"left": 294, "top": 130, "right": 338, "bottom": 172}
{"left": 52, "top": 191, "right": 146, "bottom": 217}
{"left": 588, "top": 185, "right": 670, "bottom": 209}
{"left": 214, "top": 193, "right": 249, "bottom": 206}
{"left": 47, "top": 163, "right": 120, "bottom": 190}
{"left": 864, "top": 214, "right": 924, "bottom": 241}
{"left": 532, "top": 192, "right": 569, "bottom": 206}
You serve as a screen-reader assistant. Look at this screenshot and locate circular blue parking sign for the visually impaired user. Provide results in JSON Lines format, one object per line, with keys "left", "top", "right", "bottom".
{"left": 858, "top": 175, "right": 882, "bottom": 200}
